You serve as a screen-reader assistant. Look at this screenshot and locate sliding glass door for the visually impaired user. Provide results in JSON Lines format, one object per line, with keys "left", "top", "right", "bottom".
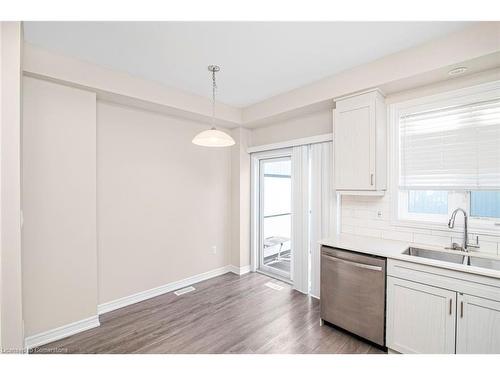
{"left": 259, "top": 156, "right": 292, "bottom": 280}
{"left": 251, "top": 141, "right": 333, "bottom": 294}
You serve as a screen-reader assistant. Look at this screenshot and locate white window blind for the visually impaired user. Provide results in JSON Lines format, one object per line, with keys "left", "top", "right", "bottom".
{"left": 399, "top": 97, "right": 500, "bottom": 190}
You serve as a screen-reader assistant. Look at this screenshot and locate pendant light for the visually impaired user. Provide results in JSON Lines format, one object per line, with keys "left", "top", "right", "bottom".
{"left": 192, "top": 65, "right": 235, "bottom": 147}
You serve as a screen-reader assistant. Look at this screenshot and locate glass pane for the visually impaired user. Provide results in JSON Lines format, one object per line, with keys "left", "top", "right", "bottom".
{"left": 408, "top": 190, "right": 448, "bottom": 215}
{"left": 263, "top": 161, "right": 291, "bottom": 217}
{"left": 470, "top": 191, "right": 500, "bottom": 218}
{"left": 261, "top": 158, "right": 292, "bottom": 278}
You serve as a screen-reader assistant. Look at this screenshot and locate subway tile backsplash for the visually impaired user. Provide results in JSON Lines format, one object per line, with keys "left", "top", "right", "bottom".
{"left": 340, "top": 193, "right": 500, "bottom": 255}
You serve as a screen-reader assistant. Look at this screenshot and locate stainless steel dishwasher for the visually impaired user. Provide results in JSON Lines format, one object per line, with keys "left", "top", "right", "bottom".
{"left": 320, "top": 245, "right": 386, "bottom": 347}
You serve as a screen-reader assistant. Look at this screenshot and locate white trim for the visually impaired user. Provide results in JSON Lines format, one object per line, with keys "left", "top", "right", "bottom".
{"left": 338, "top": 190, "right": 385, "bottom": 197}
{"left": 98, "top": 266, "right": 233, "bottom": 315}
{"left": 334, "top": 88, "right": 385, "bottom": 102}
{"left": 227, "top": 265, "right": 251, "bottom": 276}
{"left": 25, "top": 315, "right": 100, "bottom": 350}
{"left": 250, "top": 155, "right": 259, "bottom": 273}
{"left": 247, "top": 133, "right": 332, "bottom": 154}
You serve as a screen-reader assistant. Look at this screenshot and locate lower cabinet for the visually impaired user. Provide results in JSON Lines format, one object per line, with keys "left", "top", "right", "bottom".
{"left": 387, "top": 276, "right": 500, "bottom": 354}
{"left": 456, "top": 294, "right": 500, "bottom": 354}
{"left": 387, "top": 277, "right": 456, "bottom": 354}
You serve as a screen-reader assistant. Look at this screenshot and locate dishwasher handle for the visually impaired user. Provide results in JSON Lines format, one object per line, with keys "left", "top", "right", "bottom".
{"left": 322, "top": 252, "right": 383, "bottom": 272}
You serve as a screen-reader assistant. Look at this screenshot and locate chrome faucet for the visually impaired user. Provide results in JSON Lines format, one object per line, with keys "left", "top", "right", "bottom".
{"left": 448, "top": 208, "right": 480, "bottom": 252}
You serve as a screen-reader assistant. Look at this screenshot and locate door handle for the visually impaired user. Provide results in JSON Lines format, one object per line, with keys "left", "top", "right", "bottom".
{"left": 322, "top": 253, "right": 383, "bottom": 272}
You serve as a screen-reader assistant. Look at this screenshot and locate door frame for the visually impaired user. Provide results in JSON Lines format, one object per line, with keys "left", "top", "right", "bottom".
{"left": 250, "top": 148, "right": 293, "bottom": 277}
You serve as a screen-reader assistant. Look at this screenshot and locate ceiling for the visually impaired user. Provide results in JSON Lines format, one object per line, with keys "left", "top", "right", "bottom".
{"left": 23, "top": 22, "right": 474, "bottom": 107}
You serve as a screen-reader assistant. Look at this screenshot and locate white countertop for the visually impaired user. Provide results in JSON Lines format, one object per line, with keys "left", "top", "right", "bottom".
{"left": 319, "top": 233, "right": 500, "bottom": 279}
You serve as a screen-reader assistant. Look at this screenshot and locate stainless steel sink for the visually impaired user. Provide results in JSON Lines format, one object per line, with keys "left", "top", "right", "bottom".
{"left": 403, "top": 247, "right": 500, "bottom": 272}
{"left": 403, "top": 247, "right": 465, "bottom": 264}
{"left": 467, "top": 256, "right": 500, "bottom": 271}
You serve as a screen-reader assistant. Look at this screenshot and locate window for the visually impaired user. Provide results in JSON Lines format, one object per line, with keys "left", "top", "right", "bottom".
{"left": 393, "top": 81, "right": 500, "bottom": 231}
{"left": 408, "top": 191, "right": 448, "bottom": 215}
{"left": 470, "top": 191, "right": 500, "bottom": 219}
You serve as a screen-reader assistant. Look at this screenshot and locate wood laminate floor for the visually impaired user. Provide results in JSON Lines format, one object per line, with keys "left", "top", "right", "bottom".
{"left": 35, "top": 272, "right": 385, "bottom": 354}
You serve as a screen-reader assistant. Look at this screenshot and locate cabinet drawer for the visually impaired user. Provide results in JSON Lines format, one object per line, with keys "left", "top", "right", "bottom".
{"left": 388, "top": 259, "right": 500, "bottom": 301}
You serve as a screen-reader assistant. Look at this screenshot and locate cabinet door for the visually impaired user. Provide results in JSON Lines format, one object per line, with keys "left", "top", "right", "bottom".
{"left": 334, "top": 96, "right": 375, "bottom": 190}
{"left": 456, "top": 294, "right": 500, "bottom": 354}
{"left": 387, "top": 277, "right": 456, "bottom": 354}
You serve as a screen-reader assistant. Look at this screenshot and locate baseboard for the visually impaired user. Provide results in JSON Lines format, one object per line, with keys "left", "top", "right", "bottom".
{"left": 228, "top": 264, "right": 251, "bottom": 276}
{"left": 25, "top": 265, "right": 251, "bottom": 349}
{"left": 25, "top": 315, "right": 100, "bottom": 350}
{"left": 98, "top": 265, "right": 233, "bottom": 315}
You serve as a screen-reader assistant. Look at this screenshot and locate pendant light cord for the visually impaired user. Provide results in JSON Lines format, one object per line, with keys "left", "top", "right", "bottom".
{"left": 211, "top": 68, "right": 217, "bottom": 129}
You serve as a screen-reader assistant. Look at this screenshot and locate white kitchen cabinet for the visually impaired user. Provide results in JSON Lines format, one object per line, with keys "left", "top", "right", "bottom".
{"left": 456, "top": 294, "right": 500, "bottom": 354}
{"left": 386, "top": 276, "right": 456, "bottom": 354}
{"left": 387, "top": 259, "right": 500, "bottom": 354}
{"left": 334, "top": 89, "right": 386, "bottom": 193}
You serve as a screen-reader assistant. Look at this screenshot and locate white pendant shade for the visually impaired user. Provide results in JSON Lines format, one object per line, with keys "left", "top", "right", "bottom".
{"left": 192, "top": 65, "right": 235, "bottom": 147}
{"left": 192, "top": 128, "right": 235, "bottom": 147}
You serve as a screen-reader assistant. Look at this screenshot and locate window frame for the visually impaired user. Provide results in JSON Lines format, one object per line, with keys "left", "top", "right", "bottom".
{"left": 390, "top": 80, "right": 500, "bottom": 235}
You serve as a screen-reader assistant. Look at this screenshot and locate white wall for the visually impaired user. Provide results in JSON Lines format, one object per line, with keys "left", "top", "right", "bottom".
{"left": 1, "top": 21, "right": 24, "bottom": 351}
{"left": 20, "top": 77, "right": 233, "bottom": 336}
{"left": 97, "top": 101, "right": 231, "bottom": 304}
{"left": 22, "top": 76, "right": 98, "bottom": 337}
{"left": 250, "top": 109, "right": 332, "bottom": 147}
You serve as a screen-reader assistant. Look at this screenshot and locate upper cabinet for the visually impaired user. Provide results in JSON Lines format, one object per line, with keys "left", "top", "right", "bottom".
{"left": 334, "top": 90, "right": 387, "bottom": 193}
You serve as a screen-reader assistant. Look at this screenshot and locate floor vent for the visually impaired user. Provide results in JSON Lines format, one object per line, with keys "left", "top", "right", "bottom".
{"left": 265, "top": 282, "right": 284, "bottom": 291}
{"left": 174, "top": 286, "right": 196, "bottom": 296}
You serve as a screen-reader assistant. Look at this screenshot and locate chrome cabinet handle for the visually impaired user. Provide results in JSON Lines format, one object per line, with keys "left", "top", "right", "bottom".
{"left": 449, "top": 299, "right": 452, "bottom": 315}
{"left": 370, "top": 174, "right": 374, "bottom": 186}
{"left": 322, "top": 253, "right": 383, "bottom": 272}
{"left": 460, "top": 301, "right": 464, "bottom": 318}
